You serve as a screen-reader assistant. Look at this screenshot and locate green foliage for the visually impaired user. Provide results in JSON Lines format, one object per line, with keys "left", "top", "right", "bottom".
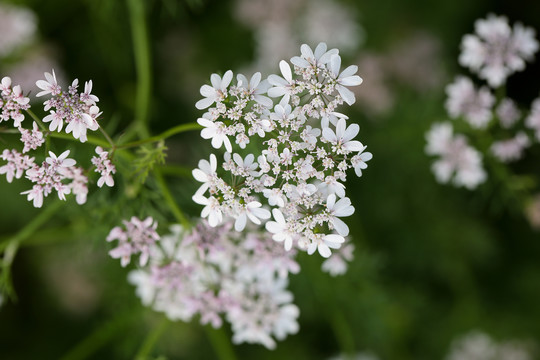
{"left": 132, "top": 141, "right": 168, "bottom": 185}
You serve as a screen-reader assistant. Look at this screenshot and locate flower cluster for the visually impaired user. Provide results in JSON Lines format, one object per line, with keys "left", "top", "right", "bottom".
{"left": 425, "top": 123, "right": 486, "bottom": 189}
{"left": 0, "top": 74, "right": 115, "bottom": 207}
{"left": 12, "top": 149, "right": 88, "bottom": 208}
{"left": 0, "top": 3, "right": 37, "bottom": 58}
{"left": 426, "top": 15, "right": 540, "bottom": 190}
{"left": 459, "top": 14, "right": 539, "bottom": 88}
{"left": 1, "top": 76, "right": 30, "bottom": 127}
{"left": 106, "top": 216, "right": 160, "bottom": 267}
{"left": 193, "top": 42, "right": 371, "bottom": 258}
{"left": 91, "top": 146, "right": 116, "bottom": 188}
{"left": 125, "top": 220, "right": 300, "bottom": 349}
{"left": 445, "top": 331, "right": 533, "bottom": 360}
{"left": 36, "top": 70, "right": 101, "bottom": 143}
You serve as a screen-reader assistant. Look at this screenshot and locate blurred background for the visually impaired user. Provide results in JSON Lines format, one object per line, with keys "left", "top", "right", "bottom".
{"left": 1, "top": 0, "right": 540, "bottom": 359}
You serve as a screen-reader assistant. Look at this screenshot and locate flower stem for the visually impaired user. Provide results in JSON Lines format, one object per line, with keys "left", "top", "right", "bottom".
{"left": 204, "top": 326, "right": 238, "bottom": 360}
{"left": 0, "top": 200, "right": 64, "bottom": 300}
{"left": 154, "top": 169, "right": 191, "bottom": 229}
{"left": 126, "top": 0, "right": 152, "bottom": 139}
{"left": 59, "top": 309, "right": 139, "bottom": 360}
{"left": 116, "top": 122, "right": 202, "bottom": 150}
{"left": 134, "top": 317, "right": 169, "bottom": 360}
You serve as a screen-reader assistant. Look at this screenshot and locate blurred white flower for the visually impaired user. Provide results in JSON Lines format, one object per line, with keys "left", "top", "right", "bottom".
{"left": 459, "top": 14, "right": 539, "bottom": 88}
{"left": 0, "top": 3, "right": 37, "bottom": 57}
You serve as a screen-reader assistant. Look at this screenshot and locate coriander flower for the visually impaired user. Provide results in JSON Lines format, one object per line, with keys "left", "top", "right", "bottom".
{"left": 459, "top": 14, "right": 539, "bottom": 87}
{"left": 196, "top": 70, "right": 233, "bottom": 110}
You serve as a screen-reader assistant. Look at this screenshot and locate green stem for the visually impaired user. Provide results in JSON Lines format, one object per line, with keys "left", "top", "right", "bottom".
{"left": 158, "top": 164, "right": 193, "bottom": 178}
{"left": 47, "top": 132, "right": 110, "bottom": 148}
{"left": 117, "top": 122, "right": 202, "bottom": 150}
{"left": 60, "top": 310, "right": 139, "bottom": 360}
{"left": 98, "top": 125, "right": 116, "bottom": 148}
{"left": 154, "top": 169, "right": 190, "bottom": 229}
{"left": 134, "top": 318, "right": 170, "bottom": 360}
{"left": 126, "top": 0, "right": 152, "bottom": 139}
{"left": 0, "top": 200, "right": 64, "bottom": 300}
{"left": 204, "top": 326, "right": 238, "bottom": 360}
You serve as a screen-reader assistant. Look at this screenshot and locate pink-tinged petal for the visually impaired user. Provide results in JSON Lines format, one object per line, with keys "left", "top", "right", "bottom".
{"left": 197, "top": 117, "right": 215, "bottom": 128}
{"left": 200, "top": 127, "right": 216, "bottom": 140}
{"left": 340, "top": 75, "right": 363, "bottom": 86}
{"left": 279, "top": 60, "right": 292, "bottom": 82}
{"left": 322, "top": 127, "right": 337, "bottom": 143}
{"left": 334, "top": 200, "right": 354, "bottom": 217}
{"left": 250, "top": 72, "right": 262, "bottom": 88}
{"left": 330, "top": 54, "right": 341, "bottom": 77}
{"left": 361, "top": 152, "right": 373, "bottom": 161}
{"left": 300, "top": 44, "right": 314, "bottom": 60}
{"left": 339, "top": 65, "right": 359, "bottom": 79}
{"left": 343, "top": 123, "right": 359, "bottom": 141}
{"left": 223, "top": 137, "right": 233, "bottom": 153}
{"left": 254, "top": 94, "right": 273, "bottom": 108}
{"left": 221, "top": 70, "right": 233, "bottom": 89}
{"left": 266, "top": 221, "right": 283, "bottom": 234}
{"left": 210, "top": 134, "right": 223, "bottom": 149}
{"left": 250, "top": 207, "right": 271, "bottom": 220}
{"left": 196, "top": 97, "right": 216, "bottom": 110}
{"left": 267, "top": 74, "right": 288, "bottom": 87}
{"left": 314, "top": 43, "right": 328, "bottom": 59}
{"left": 336, "top": 118, "right": 346, "bottom": 139}
{"left": 210, "top": 73, "right": 221, "bottom": 89}
{"left": 324, "top": 234, "right": 345, "bottom": 245}
{"left": 307, "top": 242, "right": 317, "bottom": 255}
{"left": 332, "top": 217, "right": 350, "bottom": 236}
{"left": 290, "top": 56, "right": 310, "bottom": 68}
{"left": 208, "top": 209, "right": 222, "bottom": 227}
{"left": 235, "top": 213, "right": 247, "bottom": 231}
{"left": 319, "top": 48, "right": 339, "bottom": 64}
{"left": 209, "top": 154, "right": 217, "bottom": 171}
{"left": 192, "top": 169, "right": 208, "bottom": 182}
{"left": 344, "top": 141, "right": 365, "bottom": 152}
{"left": 268, "top": 87, "right": 288, "bottom": 98}
{"left": 200, "top": 84, "right": 216, "bottom": 97}
{"left": 337, "top": 85, "right": 356, "bottom": 105}
{"left": 318, "top": 243, "right": 332, "bottom": 258}
{"left": 326, "top": 193, "right": 336, "bottom": 209}
{"left": 236, "top": 74, "right": 248, "bottom": 88}
{"left": 247, "top": 212, "right": 262, "bottom": 225}
{"left": 284, "top": 238, "right": 293, "bottom": 251}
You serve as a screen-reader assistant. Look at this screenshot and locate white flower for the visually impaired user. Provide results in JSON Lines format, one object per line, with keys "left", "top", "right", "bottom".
{"left": 36, "top": 70, "right": 61, "bottom": 97}
{"left": 459, "top": 14, "right": 539, "bottom": 87}
{"left": 326, "top": 194, "right": 354, "bottom": 236}
{"left": 445, "top": 76, "right": 494, "bottom": 129}
{"left": 307, "top": 233, "right": 345, "bottom": 258}
{"left": 192, "top": 154, "right": 217, "bottom": 196}
{"left": 267, "top": 60, "right": 295, "bottom": 102}
{"left": 198, "top": 117, "right": 233, "bottom": 153}
{"left": 351, "top": 147, "right": 373, "bottom": 177}
{"left": 328, "top": 54, "right": 363, "bottom": 105}
{"left": 490, "top": 132, "right": 530, "bottom": 163}
{"left": 193, "top": 195, "right": 223, "bottom": 227}
{"left": 496, "top": 98, "right": 521, "bottom": 128}
{"left": 322, "top": 118, "right": 364, "bottom": 154}
{"left": 426, "top": 122, "right": 486, "bottom": 189}
{"left": 290, "top": 42, "right": 338, "bottom": 69}
{"left": 236, "top": 72, "right": 273, "bottom": 107}
{"left": 234, "top": 201, "right": 271, "bottom": 231}
{"left": 265, "top": 209, "right": 295, "bottom": 251}
{"left": 525, "top": 98, "right": 540, "bottom": 141}
{"left": 196, "top": 70, "right": 233, "bottom": 109}
{"left": 232, "top": 153, "right": 259, "bottom": 177}
{"left": 46, "top": 150, "right": 76, "bottom": 168}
